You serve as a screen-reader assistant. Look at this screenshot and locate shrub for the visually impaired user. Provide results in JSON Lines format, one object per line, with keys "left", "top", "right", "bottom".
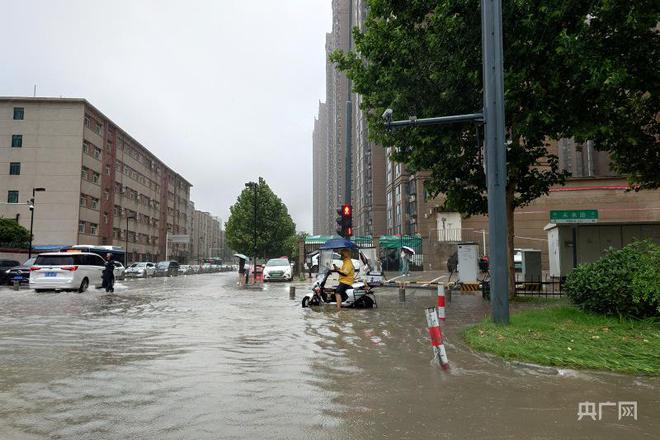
{"left": 564, "top": 241, "right": 660, "bottom": 319}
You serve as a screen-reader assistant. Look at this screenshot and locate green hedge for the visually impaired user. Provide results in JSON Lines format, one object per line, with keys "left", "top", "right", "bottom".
{"left": 564, "top": 241, "right": 660, "bottom": 319}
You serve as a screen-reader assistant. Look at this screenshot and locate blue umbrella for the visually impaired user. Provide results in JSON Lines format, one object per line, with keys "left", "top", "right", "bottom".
{"left": 319, "top": 238, "right": 358, "bottom": 250}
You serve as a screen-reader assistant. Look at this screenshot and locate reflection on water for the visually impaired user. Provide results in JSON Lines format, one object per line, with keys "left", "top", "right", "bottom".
{"left": 0, "top": 275, "right": 657, "bottom": 439}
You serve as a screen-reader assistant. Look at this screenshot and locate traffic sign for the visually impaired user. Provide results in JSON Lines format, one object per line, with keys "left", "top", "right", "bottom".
{"left": 550, "top": 209, "right": 598, "bottom": 223}
{"left": 167, "top": 234, "right": 190, "bottom": 243}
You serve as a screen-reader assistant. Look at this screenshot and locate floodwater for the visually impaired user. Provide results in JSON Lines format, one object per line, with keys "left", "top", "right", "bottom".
{"left": 0, "top": 273, "right": 657, "bottom": 439}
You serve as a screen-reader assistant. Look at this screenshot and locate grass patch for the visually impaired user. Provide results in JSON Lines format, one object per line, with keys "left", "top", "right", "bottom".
{"left": 464, "top": 305, "right": 660, "bottom": 375}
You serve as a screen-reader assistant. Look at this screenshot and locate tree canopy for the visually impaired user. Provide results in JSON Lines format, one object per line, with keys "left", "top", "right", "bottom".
{"left": 225, "top": 178, "right": 297, "bottom": 259}
{"left": 0, "top": 218, "right": 31, "bottom": 246}
{"left": 331, "top": 0, "right": 659, "bottom": 210}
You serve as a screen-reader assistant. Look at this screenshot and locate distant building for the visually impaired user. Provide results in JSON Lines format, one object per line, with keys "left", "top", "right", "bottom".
{"left": 0, "top": 97, "right": 192, "bottom": 263}
{"left": 312, "top": 0, "right": 386, "bottom": 237}
{"left": 191, "top": 209, "right": 221, "bottom": 262}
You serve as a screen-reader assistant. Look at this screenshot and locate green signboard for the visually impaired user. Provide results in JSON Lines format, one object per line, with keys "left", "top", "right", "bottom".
{"left": 550, "top": 209, "right": 598, "bottom": 223}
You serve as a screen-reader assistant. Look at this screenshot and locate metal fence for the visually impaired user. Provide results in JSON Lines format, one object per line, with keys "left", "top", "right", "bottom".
{"left": 481, "top": 274, "right": 564, "bottom": 299}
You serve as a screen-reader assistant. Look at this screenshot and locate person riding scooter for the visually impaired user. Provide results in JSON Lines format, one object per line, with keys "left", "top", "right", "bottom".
{"left": 332, "top": 248, "right": 354, "bottom": 310}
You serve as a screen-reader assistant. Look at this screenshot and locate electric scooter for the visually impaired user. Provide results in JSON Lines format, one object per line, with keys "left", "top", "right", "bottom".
{"left": 301, "top": 269, "right": 377, "bottom": 309}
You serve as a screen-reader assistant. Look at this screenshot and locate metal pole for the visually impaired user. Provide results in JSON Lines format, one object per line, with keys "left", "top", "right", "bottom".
{"left": 125, "top": 216, "right": 129, "bottom": 266}
{"left": 482, "top": 0, "right": 509, "bottom": 324}
{"left": 344, "top": 0, "right": 353, "bottom": 204}
{"left": 253, "top": 183, "right": 257, "bottom": 284}
{"left": 28, "top": 188, "right": 36, "bottom": 259}
{"left": 482, "top": 229, "right": 487, "bottom": 256}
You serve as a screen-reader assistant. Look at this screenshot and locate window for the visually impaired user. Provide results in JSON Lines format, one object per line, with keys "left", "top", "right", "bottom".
{"left": 91, "top": 198, "right": 98, "bottom": 209}
{"left": 91, "top": 172, "right": 99, "bottom": 184}
{"left": 104, "top": 213, "right": 109, "bottom": 224}
{"left": 79, "top": 221, "right": 85, "bottom": 233}
{"left": 7, "top": 191, "right": 19, "bottom": 203}
{"left": 81, "top": 167, "right": 88, "bottom": 179}
{"left": 80, "top": 196, "right": 86, "bottom": 207}
{"left": 13, "top": 107, "right": 24, "bottom": 120}
{"left": 105, "top": 165, "right": 111, "bottom": 175}
{"left": 90, "top": 223, "right": 98, "bottom": 235}
{"left": 95, "top": 122, "right": 103, "bottom": 135}
{"left": 9, "top": 162, "right": 21, "bottom": 175}
{"left": 11, "top": 135, "right": 22, "bottom": 148}
{"left": 82, "top": 142, "right": 89, "bottom": 154}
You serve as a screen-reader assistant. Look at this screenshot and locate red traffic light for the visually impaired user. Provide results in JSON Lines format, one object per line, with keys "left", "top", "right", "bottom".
{"left": 342, "top": 204, "right": 352, "bottom": 216}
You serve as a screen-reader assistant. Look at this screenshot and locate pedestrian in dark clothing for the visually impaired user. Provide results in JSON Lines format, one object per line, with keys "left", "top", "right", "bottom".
{"left": 102, "top": 253, "right": 115, "bottom": 293}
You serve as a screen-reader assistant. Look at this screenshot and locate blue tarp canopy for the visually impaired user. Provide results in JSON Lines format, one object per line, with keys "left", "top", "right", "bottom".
{"left": 32, "top": 245, "right": 66, "bottom": 251}
{"left": 319, "top": 238, "right": 358, "bottom": 250}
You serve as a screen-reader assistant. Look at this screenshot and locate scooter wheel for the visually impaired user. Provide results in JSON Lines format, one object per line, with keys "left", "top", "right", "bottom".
{"left": 302, "top": 297, "right": 310, "bottom": 308}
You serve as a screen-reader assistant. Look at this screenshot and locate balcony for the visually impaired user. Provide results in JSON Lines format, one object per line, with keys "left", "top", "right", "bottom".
{"left": 437, "top": 228, "right": 462, "bottom": 243}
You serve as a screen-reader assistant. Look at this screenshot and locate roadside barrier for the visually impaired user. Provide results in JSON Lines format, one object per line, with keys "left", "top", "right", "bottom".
{"left": 437, "top": 283, "right": 446, "bottom": 321}
{"left": 399, "top": 284, "right": 406, "bottom": 302}
{"left": 425, "top": 307, "right": 449, "bottom": 370}
{"left": 460, "top": 282, "right": 480, "bottom": 292}
{"left": 289, "top": 286, "right": 295, "bottom": 299}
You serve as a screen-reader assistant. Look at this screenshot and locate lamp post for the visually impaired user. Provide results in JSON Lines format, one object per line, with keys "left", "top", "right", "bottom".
{"left": 245, "top": 182, "right": 257, "bottom": 284}
{"left": 125, "top": 213, "right": 136, "bottom": 266}
{"left": 28, "top": 187, "right": 46, "bottom": 259}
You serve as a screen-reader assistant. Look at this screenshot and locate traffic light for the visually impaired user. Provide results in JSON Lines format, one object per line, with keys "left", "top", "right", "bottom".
{"left": 336, "top": 204, "right": 353, "bottom": 237}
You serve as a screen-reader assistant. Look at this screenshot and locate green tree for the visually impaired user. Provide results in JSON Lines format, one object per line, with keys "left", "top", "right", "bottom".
{"left": 332, "top": 0, "right": 659, "bottom": 290}
{"left": 225, "top": 178, "right": 296, "bottom": 259}
{"left": 0, "top": 218, "right": 31, "bottom": 246}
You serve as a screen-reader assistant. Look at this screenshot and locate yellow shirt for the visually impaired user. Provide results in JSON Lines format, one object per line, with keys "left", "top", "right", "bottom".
{"left": 338, "top": 257, "right": 355, "bottom": 286}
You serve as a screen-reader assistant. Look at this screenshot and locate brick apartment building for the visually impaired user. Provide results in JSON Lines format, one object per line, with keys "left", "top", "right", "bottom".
{"left": 0, "top": 97, "right": 192, "bottom": 263}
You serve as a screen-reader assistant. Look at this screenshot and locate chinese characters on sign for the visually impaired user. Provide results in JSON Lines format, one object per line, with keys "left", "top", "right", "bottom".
{"left": 550, "top": 209, "right": 599, "bottom": 224}
{"left": 577, "top": 401, "right": 637, "bottom": 421}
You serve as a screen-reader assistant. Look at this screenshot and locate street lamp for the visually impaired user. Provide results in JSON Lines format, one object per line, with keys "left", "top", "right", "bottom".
{"left": 245, "top": 182, "right": 257, "bottom": 284}
{"left": 28, "top": 187, "right": 46, "bottom": 259}
{"left": 125, "top": 213, "right": 136, "bottom": 266}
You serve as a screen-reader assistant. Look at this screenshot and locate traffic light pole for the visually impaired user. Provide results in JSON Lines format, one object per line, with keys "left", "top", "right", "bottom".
{"left": 383, "top": 0, "right": 509, "bottom": 324}
{"left": 482, "top": 0, "right": 509, "bottom": 324}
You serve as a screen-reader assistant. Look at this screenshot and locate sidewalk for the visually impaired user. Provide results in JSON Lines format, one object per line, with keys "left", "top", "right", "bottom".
{"left": 383, "top": 270, "right": 453, "bottom": 286}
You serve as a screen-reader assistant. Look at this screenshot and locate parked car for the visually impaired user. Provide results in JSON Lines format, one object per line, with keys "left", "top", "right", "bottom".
{"left": 29, "top": 252, "right": 105, "bottom": 292}
{"left": 263, "top": 258, "right": 293, "bottom": 281}
{"left": 155, "top": 261, "right": 180, "bottom": 277}
{"left": 113, "top": 261, "right": 125, "bottom": 280}
{"left": 2, "top": 257, "right": 36, "bottom": 285}
{"left": 0, "top": 259, "right": 22, "bottom": 284}
{"left": 189, "top": 264, "right": 201, "bottom": 273}
{"left": 125, "top": 262, "right": 156, "bottom": 278}
{"left": 178, "top": 264, "right": 192, "bottom": 275}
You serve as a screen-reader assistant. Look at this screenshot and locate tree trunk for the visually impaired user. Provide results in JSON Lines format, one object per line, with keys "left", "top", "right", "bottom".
{"left": 506, "top": 184, "right": 516, "bottom": 299}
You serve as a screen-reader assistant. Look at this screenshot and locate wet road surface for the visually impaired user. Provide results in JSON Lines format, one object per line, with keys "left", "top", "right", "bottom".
{"left": 0, "top": 273, "right": 658, "bottom": 439}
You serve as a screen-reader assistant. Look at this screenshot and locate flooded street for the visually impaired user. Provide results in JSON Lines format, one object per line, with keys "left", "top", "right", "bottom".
{"left": 0, "top": 273, "right": 657, "bottom": 439}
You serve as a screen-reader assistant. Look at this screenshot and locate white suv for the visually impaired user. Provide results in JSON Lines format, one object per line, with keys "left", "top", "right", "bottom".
{"left": 30, "top": 252, "right": 106, "bottom": 292}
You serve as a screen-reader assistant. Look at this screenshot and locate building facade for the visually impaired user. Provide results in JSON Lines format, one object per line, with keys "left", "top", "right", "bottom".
{"left": 191, "top": 209, "right": 222, "bottom": 262}
{"left": 312, "top": 0, "right": 387, "bottom": 237}
{"left": 0, "top": 97, "right": 192, "bottom": 263}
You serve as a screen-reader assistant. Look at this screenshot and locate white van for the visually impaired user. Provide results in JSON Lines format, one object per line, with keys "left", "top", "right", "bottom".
{"left": 30, "top": 252, "right": 106, "bottom": 292}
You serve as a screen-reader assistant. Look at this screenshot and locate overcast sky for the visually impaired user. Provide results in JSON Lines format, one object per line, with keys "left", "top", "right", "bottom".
{"left": 1, "top": 0, "right": 330, "bottom": 232}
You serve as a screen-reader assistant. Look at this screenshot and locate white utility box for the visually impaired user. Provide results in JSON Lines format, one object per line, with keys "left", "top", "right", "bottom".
{"left": 515, "top": 249, "right": 542, "bottom": 283}
{"left": 457, "top": 242, "right": 479, "bottom": 283}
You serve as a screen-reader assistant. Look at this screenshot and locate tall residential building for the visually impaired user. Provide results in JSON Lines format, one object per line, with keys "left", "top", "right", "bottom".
{"left": 312, "top": 0, "right": 387, "bottom": 237}
{"left": 312, "top": 102, "right": 329, "bottom": 234}
{"left": 191, "top": 209, "right": 221, "bottom": 262}
{"left": 0, "top": 97, "right": 192, "bottom": 263}
{"left": 351, "top": 0, "right": 387, "bottom": 236}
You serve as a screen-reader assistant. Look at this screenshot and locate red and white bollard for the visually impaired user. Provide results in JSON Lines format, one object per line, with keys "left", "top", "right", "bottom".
{"left": 437, "top": 283, "right": 446, "bottom": 321}
{"left": 425, "top": 307, "right": 449, "bottom": 370}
